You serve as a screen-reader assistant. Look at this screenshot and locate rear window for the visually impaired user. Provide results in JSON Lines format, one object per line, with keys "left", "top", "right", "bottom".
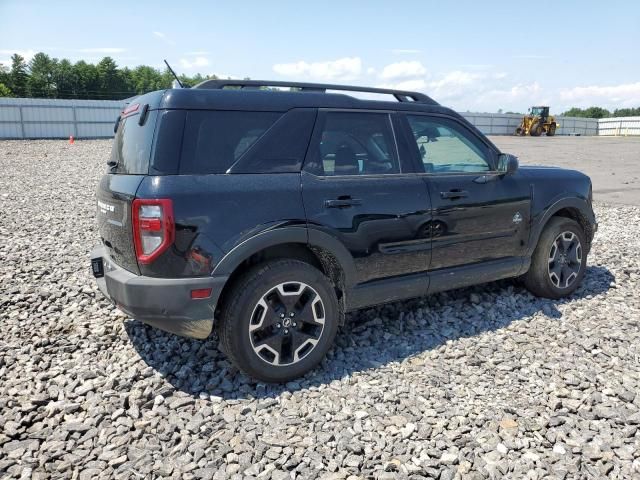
{"left": 179, "top": 111, "right": 281, "bottom": 174}
{"left": 110, "top": 110, "right": 157, "bottom": 174}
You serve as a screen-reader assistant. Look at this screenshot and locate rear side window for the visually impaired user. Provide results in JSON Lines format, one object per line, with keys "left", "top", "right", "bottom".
{"left": 179, "top": 111, "right": 281, "bottom": 174}
{"left": 110, "top": 110, "right": 158, "bottom": 174}
{"left": 150, "top": 110, "right": 186, "bottom": 175}
{"left": 305, "top": 112, "right": 400, "bottom": 176}
{"left": 229, "top": 109, "right": 317, "bottom": 174}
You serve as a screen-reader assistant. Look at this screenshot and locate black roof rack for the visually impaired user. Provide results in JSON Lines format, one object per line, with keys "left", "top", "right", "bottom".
{"left": 192, "top": 79, "right": 438, "bottom": 104}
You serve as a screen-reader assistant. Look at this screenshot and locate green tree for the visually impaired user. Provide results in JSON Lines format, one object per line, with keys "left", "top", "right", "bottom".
{"left": 129, "top": 65, "right": 164, "bottom": 94}
{"left": 562, "top": 106, "right": 610, "bottom": 118}
{"left": 2, "top": 51, "right": 220, "bottom": 99}
{"left": 9, "top": 54, "right": 28, "bottom": 97}
{"left": 28, "top": 52, "right": 57, "bottom": 97}
{"left": 0, "top": 82, "right": 13, "bottom": 97}
{"left": 52, "top": 59, "right": 77, "bottom": 98}
{"left": 73, "top": 61, "right": 100, "bottom": 99}
{"left": 612, "top": 107, "right": 640, "bottom": 117}
{"left": 0, "top": 64, "right": 10, "bottom": 86}
{"left": 97, "top": 57, "right": 125, "bottom": 97}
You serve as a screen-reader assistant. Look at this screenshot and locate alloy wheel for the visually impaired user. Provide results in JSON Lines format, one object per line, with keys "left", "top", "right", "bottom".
{"left": 249, "top": 282, "right": 326, "bottom": 366}
{"left": 548, "top": 231, "right": 582, "bottom": 289}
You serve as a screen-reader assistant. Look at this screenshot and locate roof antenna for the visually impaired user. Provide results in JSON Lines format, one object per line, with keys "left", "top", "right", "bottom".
{"left": 164, "top": 59, "right": 184, "bottom": 88}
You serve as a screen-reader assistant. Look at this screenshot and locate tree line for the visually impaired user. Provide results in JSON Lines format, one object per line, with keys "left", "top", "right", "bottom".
{"left": 560, "top": 106, "right": 640, "bottom": 119}
{"left": 0, "top": 52, "right": 217, "bottom": 100}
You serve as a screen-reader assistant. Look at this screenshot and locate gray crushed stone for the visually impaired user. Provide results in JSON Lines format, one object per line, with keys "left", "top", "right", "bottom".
{"left": 1, "top": 139, "right": 639, "bottom": 479}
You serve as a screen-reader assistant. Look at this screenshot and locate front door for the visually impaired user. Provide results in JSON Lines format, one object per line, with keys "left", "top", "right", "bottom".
{"left": 401, "top": 114, "right": 531, "bottom": 271}
{"left": 301, "top": 110, "right": 432, "bottom": 285}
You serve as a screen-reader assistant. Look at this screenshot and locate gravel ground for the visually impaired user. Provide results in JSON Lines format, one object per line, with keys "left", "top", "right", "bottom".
{"left": 1, "top": 139, "right": 639, "bottom": 479}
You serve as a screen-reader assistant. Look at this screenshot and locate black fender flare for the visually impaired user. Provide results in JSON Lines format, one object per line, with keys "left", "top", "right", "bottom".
{"left": 211, "top": 226, "right": 357, "bottom": 287}
{"left": 527, "top": 195, "right": 594, "bottom": 255}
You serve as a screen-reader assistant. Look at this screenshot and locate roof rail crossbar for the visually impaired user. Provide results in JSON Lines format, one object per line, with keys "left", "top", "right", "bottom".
{"left": 192, "top": 79, "right": 437, "bottom": 104}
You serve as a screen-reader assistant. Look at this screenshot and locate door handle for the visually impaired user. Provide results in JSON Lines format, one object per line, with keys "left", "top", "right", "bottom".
{"left": 324, "top": 198, "right": 362, "bottom": 208}
{"left": 440, "top": 190, "right": 469, "bottom": 200}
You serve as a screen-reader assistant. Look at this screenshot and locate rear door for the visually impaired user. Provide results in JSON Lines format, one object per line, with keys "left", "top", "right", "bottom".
{"left": 97, "top": 105, "right": 157, "bottom": 274}
{"left": 301, "top": 110, "right": 432, "bottom": 286}
{"left": 400, "top": 114, "right": 531, "bottom": 270}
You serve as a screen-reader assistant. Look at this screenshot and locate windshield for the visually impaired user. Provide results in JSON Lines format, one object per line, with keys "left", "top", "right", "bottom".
{"left": 531, "top": 107, "right": 546, "bottom": 116}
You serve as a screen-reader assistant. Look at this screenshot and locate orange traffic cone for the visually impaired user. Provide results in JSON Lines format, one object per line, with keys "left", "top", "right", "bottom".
{"left": 69, "top": 135, "right": 75, "bottom": 144}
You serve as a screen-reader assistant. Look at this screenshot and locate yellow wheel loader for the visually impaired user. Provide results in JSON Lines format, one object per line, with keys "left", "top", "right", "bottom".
{"left": 515, "top": 106, "right": 558, "bottom": 136}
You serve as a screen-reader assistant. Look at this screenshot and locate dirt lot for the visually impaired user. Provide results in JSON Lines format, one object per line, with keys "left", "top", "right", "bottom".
{"left": 490, "top": 136, "right": 640, "bottom": 206}
{"left": 0, "top": 139, "right": 639, "bottom": 479}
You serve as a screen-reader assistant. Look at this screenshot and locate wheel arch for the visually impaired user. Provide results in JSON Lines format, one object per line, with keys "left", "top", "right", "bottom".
{"left": 212, "top": 227, "right": 356, "bottom": 323}
{"left": 528, "top": 197, "right": 595, "bottom": 256}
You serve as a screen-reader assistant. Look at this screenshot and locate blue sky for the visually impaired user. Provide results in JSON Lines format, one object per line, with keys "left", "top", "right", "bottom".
{"left": 1, "top": 0, "right": 638, "bottom": 112}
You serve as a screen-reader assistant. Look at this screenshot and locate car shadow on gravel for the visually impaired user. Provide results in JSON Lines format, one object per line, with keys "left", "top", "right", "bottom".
{"left": 125, "top": 265, "right": 614, "bottom": 400}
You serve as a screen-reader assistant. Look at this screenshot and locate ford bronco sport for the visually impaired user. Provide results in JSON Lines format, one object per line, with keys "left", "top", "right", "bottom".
{"left": 91, "top": 80, "right": 597, "bottom": 382}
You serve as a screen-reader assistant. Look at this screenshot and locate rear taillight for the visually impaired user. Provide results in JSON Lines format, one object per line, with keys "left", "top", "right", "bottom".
{"left": 132, "top": 199, "right": 174, "bottom": 264}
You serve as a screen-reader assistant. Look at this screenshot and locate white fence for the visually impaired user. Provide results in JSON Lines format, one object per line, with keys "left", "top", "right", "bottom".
{"left": 0, "top": 98, "right": 126, "bottom": 139}
{"left": 598, "top": 117, "right": 640, "bottom": 136}
{"left": 461, "top": 112, "right": 599, "bottom": 136}
{"left": 0, "top": 97, "right": 637, "bottom": 139}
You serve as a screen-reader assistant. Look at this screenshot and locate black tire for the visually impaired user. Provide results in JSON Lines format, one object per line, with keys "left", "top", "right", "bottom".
{"left": 523, "top": 217, "right": 587, "bottom": 299}
{"left": 217, "top": 259, "right": 339, "bottom": 383}
{"left": 515, "top": 127, "right": 524, "bottom": 136}
{"left": 546, "top": 123, "right": 557, "bottom": 136}
{"left": 529, "top": 122, "right": 542, "bottom": 136}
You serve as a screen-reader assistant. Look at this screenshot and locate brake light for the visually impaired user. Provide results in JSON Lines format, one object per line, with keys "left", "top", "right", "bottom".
{"left": 132, "top": 199, "right": 174, "bottom": 264}
{"left": 122, "top": 103, "right": 139, "bottom": 116}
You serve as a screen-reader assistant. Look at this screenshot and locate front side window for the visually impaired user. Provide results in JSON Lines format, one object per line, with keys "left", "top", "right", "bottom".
{"left": 406, "top": 115, "right": 492, "bottom": 174}
{"left": 307, "top": 112, "right": 399, "bottom": 176}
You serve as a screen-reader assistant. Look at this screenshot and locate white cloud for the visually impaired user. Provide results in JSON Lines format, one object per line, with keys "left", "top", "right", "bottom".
{"left": 272, "top": 57, "right": 362, "bottom": 81}
{"left": 0, "top": 49, "right": 37, "bottom": 62}
{"left": 559, "top": 82, "right": 640, "bottom": 108}
{"left": 153, "top": 31, "right": 166, "bottom": 38}
{"left": 378, "top": 67, "right": 543, "bottom": 112}
{"left": 477, "top": 83, "right": 545, "bottom": 108}
{"left": 428, "top": 70, "right": 481, "bottom": 89}
{"left": 78, "top": 48, "right": 126, "bottom": 54}
{"left": 380, "top": 61, "right": 427, "bottom": 80}
{"left": 378, "top": 79, "right": 428, "bottom": 91}
{"left": 179, "top": 57, "right": 210, "bottom": 69}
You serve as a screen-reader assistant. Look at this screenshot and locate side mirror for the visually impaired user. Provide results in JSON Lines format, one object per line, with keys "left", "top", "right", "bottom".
{"left": 498, "top": 153, "right": 519, "bottom": 175}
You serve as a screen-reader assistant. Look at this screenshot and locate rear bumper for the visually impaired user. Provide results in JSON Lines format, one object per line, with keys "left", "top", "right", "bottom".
{"left": 90, "top": 246, "right": 228, "bottom": 339}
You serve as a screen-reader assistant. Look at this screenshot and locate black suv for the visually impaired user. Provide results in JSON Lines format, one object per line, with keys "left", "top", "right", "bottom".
{"left": 91, "top": 80, "right": 597, "bottom": 382}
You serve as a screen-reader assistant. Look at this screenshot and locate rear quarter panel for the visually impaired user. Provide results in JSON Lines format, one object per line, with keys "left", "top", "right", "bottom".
{"left": 135, "top": 173, "right": 307, "bottom": 277}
